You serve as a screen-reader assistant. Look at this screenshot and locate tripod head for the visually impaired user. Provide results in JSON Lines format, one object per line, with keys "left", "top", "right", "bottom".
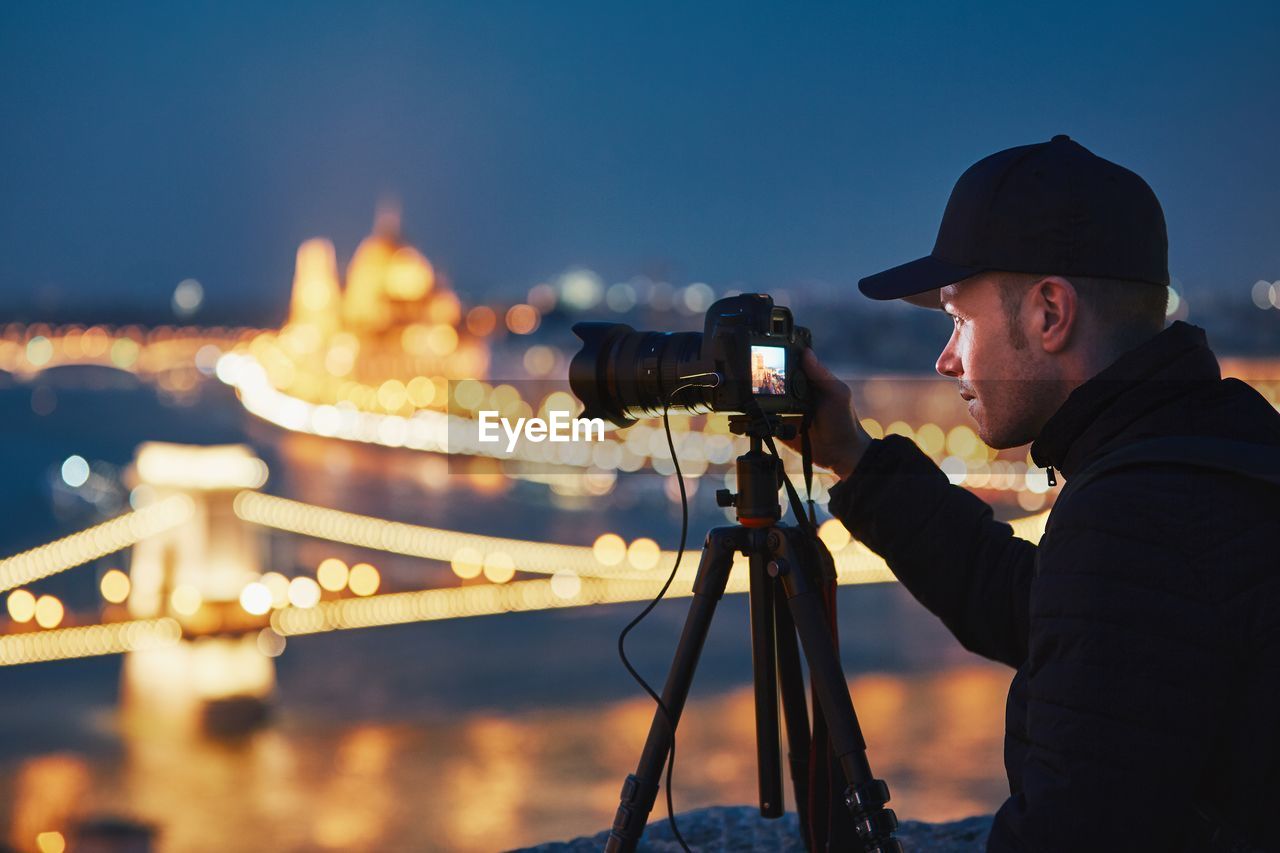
{"left": 715, "top": 412, "right": 814, "bottom": 528}
{"left": 715, "top": 416, "right": 793, "bottom": 528}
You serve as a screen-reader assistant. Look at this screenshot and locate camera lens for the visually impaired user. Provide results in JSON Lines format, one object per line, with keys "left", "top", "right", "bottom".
{"left": 570, "top": 323, "right": 714, "bottom": 427}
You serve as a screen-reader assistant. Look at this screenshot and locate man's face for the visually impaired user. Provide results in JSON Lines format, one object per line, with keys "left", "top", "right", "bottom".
{"left": 936, "top": 274, "right": 1049, "bottom": 449}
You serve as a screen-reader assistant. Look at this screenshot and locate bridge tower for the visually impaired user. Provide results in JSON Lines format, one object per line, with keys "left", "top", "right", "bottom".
{"left": 122, "top": 443, "right": 276, "bottom": 735}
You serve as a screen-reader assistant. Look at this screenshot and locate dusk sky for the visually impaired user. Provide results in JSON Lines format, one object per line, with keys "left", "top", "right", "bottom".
{"left": 2, "top": 1, "right": 1277, "bottom": 318}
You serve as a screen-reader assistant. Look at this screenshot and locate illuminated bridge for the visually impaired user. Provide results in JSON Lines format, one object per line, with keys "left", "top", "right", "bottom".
{"left": 2, "top": 441, "right": 998, "bottom": 663}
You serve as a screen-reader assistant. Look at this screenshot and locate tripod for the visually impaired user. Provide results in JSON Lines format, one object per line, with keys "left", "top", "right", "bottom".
{"left": 605, "top": 415, "right": 902, "bottom": 852}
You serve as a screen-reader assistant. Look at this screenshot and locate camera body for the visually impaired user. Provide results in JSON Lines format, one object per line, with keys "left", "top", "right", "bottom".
{"left": 570, "top": 293, "right": 813, "bottom": 428}
{"left": 698, "top": 293, "right": 813, "bottom": 417}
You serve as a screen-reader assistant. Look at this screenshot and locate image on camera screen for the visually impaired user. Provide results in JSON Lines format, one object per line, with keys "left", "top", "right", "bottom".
{"left": 751, "top": 345, "right": 787, "bottom": 396}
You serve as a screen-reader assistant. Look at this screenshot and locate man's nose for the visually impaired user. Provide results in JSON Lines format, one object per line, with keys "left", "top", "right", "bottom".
{"left": 936, "top": 336, "right": 962, "bottom": 379}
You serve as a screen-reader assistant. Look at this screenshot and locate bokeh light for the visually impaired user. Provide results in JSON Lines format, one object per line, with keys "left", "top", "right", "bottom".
{"left": 169, "top": 584, "right": 203, "bottom": 616}
{"left": 34, "top": 595, "right": 64, "bottom": 629}
{"left": 317, "top": 558, "right": 349, "bottom": 592}
{"left": 451, "top": 547, "right": 483, "bottom": 580}
{"left": 818, "top": 518, "right": 852, "bottom": 552}
{"left": 261, "top": 572, "right": 292, "bottom": 609}
{"left": 592, "top": 533, "right": 627, "bottom": 566}
{"left": 550, "top": 569, "right": 582, "bottom": 599}
{"left": 35, "top": 831, "right": 66, "bottom": 853}
{"left": 348, "top": 563, "right": 380, "bottom": 597}
{"left": 288, "top": 576, "right": 322, "bottom": 608}
{"left": 557, "top": 268, "right": 603, "bottom": 309}
{"left": 505, "top": 304, "right": 539, "bottom": 335}
{"left": 482, "top": 552, "right": 515, "bottom": 584}
{"left": 61, "top": 455, "right": 90, "bottom": 488}
{"left": 256, "top": 627, "right": 287, "bottom": 658}
{"left": 172, "top": 278, "right": 204, "bottom": 317}
{"left": 239, "top": 582, "right": 272, "bottom": 616}
{"left": 626, "top": 538, "right": 661, "bottom": 571}
{"left": 100, "top": 569, "right": 131, "bottom": 604}
{"left": 7, "top": 589, "right": 36, "bottom": 622}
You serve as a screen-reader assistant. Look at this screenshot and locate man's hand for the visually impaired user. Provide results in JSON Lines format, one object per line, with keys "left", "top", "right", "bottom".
{"left": 783, "top": 349, "right": 872, "bottom": 480}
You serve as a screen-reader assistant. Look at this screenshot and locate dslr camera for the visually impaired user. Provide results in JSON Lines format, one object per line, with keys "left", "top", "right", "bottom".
{"left": 570, "top": 293, "right": 813, "bottom": 428}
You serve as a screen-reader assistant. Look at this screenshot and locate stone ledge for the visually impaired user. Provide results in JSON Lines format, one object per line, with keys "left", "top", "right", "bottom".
{"left": 516, "top": 806, "right": 993, "bottom": 852}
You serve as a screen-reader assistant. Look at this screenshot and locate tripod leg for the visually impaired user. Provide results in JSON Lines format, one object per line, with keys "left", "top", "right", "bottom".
{"left": 605, "top": 526, "right": 743, "bottom": 853}
{"left": 769, "top": 529, "right": 903, "bottom": 853}
{"left": 748, "top": 530, "right": 784, "bottom": 817}
{"left": 774, "top": 594, "right": 813, "bottom": 849}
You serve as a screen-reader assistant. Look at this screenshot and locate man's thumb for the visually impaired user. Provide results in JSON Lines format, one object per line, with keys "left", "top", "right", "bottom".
{"left": 803, "top": 348, "right": 834, "bottom": 381}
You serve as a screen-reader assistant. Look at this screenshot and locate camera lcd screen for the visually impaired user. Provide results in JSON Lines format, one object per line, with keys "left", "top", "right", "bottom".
{"left": 751, "top": 345, "right": 787, "bottom": 396}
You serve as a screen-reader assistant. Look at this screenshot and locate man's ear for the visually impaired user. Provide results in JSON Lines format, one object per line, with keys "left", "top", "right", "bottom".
{"left": 1029, "top": 276, "right": 1077, "bottom": 353}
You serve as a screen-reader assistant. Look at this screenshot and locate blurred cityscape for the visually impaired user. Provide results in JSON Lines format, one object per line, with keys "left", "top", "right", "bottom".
{"left": 1, "top": 210, "right": 1277, "bottom": 853}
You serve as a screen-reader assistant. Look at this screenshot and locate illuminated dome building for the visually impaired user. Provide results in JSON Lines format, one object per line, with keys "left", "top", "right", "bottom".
{"left": 251, "top": 207, "right": 490, "bottom": 418}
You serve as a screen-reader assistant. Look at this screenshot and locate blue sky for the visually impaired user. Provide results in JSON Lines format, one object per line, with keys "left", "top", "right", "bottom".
{"left": 2, "top": 1, "right": 1277, "bottom": 317}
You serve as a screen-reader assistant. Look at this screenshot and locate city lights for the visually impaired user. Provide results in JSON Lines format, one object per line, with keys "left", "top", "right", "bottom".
{"left": 261, "top": 572, "right": 292, "bottom": 609}
{"left": 135, "top": 443, "right": 269, "bottom": 491}
{"left": 25, "top": 336, "right": 53, "bottom": 366}
{"left": 0, "top": 383, "right": 1070, "bottom": 669}
{"left": 0, "top": 324, "right": 254, "bottom": 386}
{"left": 234, "top": 489, "right": 1053, "bottom": 590}
{"left": 626, "top": 538, "right": 661, "bottom": 571}
{"left": 550, "top": 569, "right": 582, "bottom": 600}
{"left": 169, "top": 585, "right": 203, "bottom": 617}
{"left": 591, "top": 533, "right": 627, "bottom": 566}
{"left": 235, "top": 491, "right": 640, "bottom": 578}
{"left": 347, "top": 563, "right": 380, "bottom": 596}
{"left": 100, "top": 569, "right": 131, "bottom": 604}
{"left": 61, "top": 455, "right": 90, "bottom": 488}
{"left": 1251, "top": 279, "right": 1280, "bottom": 310}
{"left": 35, "top": 831, "right": 65, "bottom": 853}
{"left": 482, "top": 552, "right": 516, "bottom": 585}
{"left": 0, "top": 495, "right": 193, "bottom": 592}
{"left": 257, "top": 627, "right": 287, "bottom": 658}
{"left": 239, "top": 582, "right": 273, "bottom": 616}
{"left": 818, "top": 518, "right": 852, "bottom": 552}
{"left": 451, "top": 548, "right": 483, "bottom": 580}
{"left": 33, "top": 596, "right": 64, "bottom": 629}
{"left": 287, "top": 577, "right": 322, "bottom": 609}
{"left": 213, "top": 299, "right": 1125, "bottom": 502}
{"left": 0, "top": 301, "right": 1264, "bottom": 680}
{"left": 172, "top": 279, "right": 205, "bottom": 317}
{"left": 1, "top": 472, "right": 1056, "bottom": 665}
{"left": 267, "top": 540, "right": 909, "bottom": 640}
{"left": 7, "top": 589, "right": 36, "bottom": 623}
{"left": 317, "top": 558, "right": 350, "bottom": 592}
{"left": 0, "top": 618, "right": 181, "bottom": 666}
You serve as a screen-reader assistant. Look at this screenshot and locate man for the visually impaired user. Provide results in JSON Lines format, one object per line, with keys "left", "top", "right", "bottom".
{"left": 795, "top": 136, "right": 1280, "bottom": 851}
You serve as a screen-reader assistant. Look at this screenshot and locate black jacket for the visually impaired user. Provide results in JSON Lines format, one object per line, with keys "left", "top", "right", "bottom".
{"left": 827, "top": 322, "right": 1280, "bottom": 851}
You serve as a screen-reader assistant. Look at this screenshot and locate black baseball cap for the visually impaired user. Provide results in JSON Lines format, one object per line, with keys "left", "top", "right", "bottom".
{"left": 858, "top": 135, "right": 1169, "bottom": 308}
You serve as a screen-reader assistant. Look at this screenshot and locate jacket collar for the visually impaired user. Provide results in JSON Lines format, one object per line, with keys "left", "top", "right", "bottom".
{"left": 1029, "top": 321, "right": 1221, "bottom": 478}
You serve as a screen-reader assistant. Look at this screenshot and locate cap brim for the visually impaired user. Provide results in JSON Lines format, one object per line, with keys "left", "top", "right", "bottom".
{"left": 858, "top": 255, "right": 981, "bottom": 309}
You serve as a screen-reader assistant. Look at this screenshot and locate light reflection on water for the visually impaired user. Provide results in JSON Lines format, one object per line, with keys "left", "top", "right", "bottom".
{"left": 3, "top": 662, "right": 1009, "bottom": 852}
